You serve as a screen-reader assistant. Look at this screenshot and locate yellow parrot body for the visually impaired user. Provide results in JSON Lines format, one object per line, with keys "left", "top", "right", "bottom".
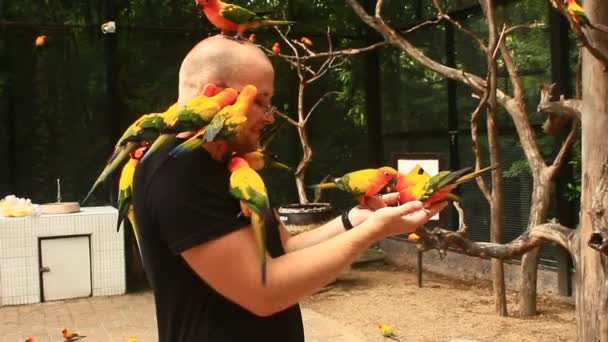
{"left": 379, "top": 323, "right": 399, "bottom": 340}
{"left": 143, "top": 88, "right": 237, "bottom": 162}
{"left": 170, "top": 85, "right": 257, "bottom": 157}
{"left": 228, "top": 157, "right": 270, "bottom": 285}
{"left": 396, "top": 164, "right": 497, "bottom": 207}
{"left": 117, "top": 156, "right": 140, "bottom": 248}
{"left": 309, "top": 167, "right": 398, "bottom": 205}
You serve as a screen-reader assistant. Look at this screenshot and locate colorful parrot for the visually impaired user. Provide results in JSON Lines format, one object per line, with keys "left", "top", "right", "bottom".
{"left": 379, "top": 323, "right": 399, "bottom": 341}
{"left": 271, "top": 42, "right": 280, "bottom": 55}
{"left": 34, "top": 35, "right": 47, "bottom": 47}
{"left": 308, "top": 167, "right": 398, "bottom": 206}
{"left": 248, "top": 33, "right": 256, "bottom": 43}
{"left": 195, "top": 0, "right": 295, "bottom": 37}
{"left": 395, "top": 164, "right": 497, "bottom": 207}
{"left": 82, "top": 112, "right": 169, "bottom": 204}
{"left": 142, "top": 86, "right": 237, "bottom": 162}
{"left": 170, "top": 85, "right": 257, "bottom": 157}
{"left": 61, "top": 327, "right": 85, "bottom": 341}
{"left": 116, "top": 145, "right": 147, "bottom": 251}
{"left": 239, "top": 120, "right": 291, "bottom": 171}
{"left": 25, "top": 337, "right": 39, "bottom": 342}
{"left": 228, "top": 156, "right": 271, "bottom": 285}
{"left": 300, "top": 37, "right": 313, "bottom": 46}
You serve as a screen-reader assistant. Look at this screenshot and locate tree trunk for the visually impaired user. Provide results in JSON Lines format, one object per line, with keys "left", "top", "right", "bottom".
{"left": 519, "top": 172, "right": 552, "bottom": 316}
{"left": 576, "top": 1, "right": 608, "bottom": 338}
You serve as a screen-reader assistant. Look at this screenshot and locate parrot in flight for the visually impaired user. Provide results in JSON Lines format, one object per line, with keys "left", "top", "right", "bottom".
{"left": 564, "top": 0, "right": 608, "bottom": 32}
{"left": 308, "top": 166, "right": 398, "bottom": 206}
{"left": 170, "top": 85, "right": 257, "bottom": 158}
{"left": 82, "top": 109, "right": 172, "bottom": 204}
{"left": 195, "top": 0, "right": 295, "bottom": 38}
{"left": 116, "top": 144, "right": 147, "bottom": 251}
{"left": 61, "top": 327, "right": 85, "bottom": 341}
{"left": 395, "top": 164, "right": 498, "bottom": 207}
{"left": 142, "top": 85, "right": 238, "bottom": 162}
{"left": 228, "top": 156, "right": 271, "bottom": 285}
{"left": 379, "top": 323, "right": 399, "bottom": 341}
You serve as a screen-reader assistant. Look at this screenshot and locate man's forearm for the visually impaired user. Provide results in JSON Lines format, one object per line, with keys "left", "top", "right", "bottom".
{"left": 282, "top": 216, "right": 347, "bottom": 252}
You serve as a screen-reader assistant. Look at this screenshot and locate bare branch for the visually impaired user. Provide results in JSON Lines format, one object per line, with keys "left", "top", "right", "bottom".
{"left": 274, "top": 109, "right": 300, "bottom": 127}
{"left": 375, "top": 0, "right": 384, "bottom": 17}
{"left": 304, "top": 91, "right": 341, "bottom": 124}
{"left": 551, "top": 120, "right": 579, "bottom": 171}
{"left": 537, "top": 83, "right": 583, "bottom": 121}
{"left": 431, "top": 0, "right": 487, "bottom": 51}
{"left": 470, "top": 93, "right": 492, "bottom": 202}
{"left": 504, "top": 21, "right": 546, "bottom": 35}
{"left": 492, "top": 24, "right": 507, "bottom": 60}
{"left": 401, "top": 17, "right": 444, "bottom": 35}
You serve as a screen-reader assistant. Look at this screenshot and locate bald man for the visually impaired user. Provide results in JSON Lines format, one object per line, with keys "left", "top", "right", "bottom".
{"left": 133, "top": 35, "right": 445, "bottom": 342}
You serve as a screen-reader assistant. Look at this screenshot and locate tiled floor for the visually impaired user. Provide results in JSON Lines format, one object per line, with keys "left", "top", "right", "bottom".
{"left": 0, "top": 291, "right": 366, "bottom": 342}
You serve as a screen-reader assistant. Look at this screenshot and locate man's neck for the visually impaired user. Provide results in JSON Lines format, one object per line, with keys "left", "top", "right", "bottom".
{"left": 203, "top": 141, "right": 231, "bottom": 161}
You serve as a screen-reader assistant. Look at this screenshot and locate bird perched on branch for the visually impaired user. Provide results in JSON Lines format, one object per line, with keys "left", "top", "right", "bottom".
{"left": 564, "top": 0, "right": 608, "bottom": 32}
{"left": 195, "top": 0, "right": 295, "bottom": 38}
{"left": 395, "top": 164, "right": 498, "bottom": 207}
{"left": 308, "top": 167, "right": 398, "bottom": 206}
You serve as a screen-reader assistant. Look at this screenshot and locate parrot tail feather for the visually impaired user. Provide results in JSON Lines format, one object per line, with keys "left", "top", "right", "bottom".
{"left": 307, "top": 182, "right": 338, "bottom": 190}
{"left": 170, "top": 135, "right": 204, "bottom": 158}
{"left": 270, "top": 161, "right": 293, "bottom": 171}
{"left": 141, "top": 134, "right": 175, "bottom": 163}
{"left": 454, "top": 164, "right": 499, "bottom": 185}
{"left": 263, "top": 20, "right": 296, "bottom": 26}
{"left": 82, "top": 147, "right": 132, "bottom": 204}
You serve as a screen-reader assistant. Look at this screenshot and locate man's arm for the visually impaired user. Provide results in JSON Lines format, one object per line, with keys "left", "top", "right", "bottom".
{"left": 181, "top": 200, "right": 446, "bottom": 317}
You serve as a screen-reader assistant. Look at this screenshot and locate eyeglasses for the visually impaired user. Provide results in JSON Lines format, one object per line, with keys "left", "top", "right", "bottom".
{"left": 263, "top": 104, "right": 277, "bottom": 118}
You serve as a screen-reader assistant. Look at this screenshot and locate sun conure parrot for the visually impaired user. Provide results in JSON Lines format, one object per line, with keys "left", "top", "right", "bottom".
{"left": 308, "top": 167, "right": 398, "bottom": 206}
{"left": 395, "top": 164, "right": 498, "bottom": 207}
{"left": 142, "top": 86, "right": 238, "bottom": 163}
{"left": 170, "top": 85, "right": 257, "bottom": 158}
{"left": 61, "top": 327, "right": 85, "bottom": 341}
{"left": 116, "top": 144, "right": 147, "bottom": 252}
{"left": 228, "top": 156, "right": 271, "bottom": 285}
{"left": 379, "top": 323, "right": 399, "bottom": 341}
{"left": 563, "top": 0, "right": 608, "bottom": 32}
{"left": 195, "top": 0, "right": 295, "bottom": 37}
{"left": 25, "top": 337, "right": 40, "bottom": 342}
{"left": 82, "top": 111, "right": 171, "bottom": 204}
{"left": 239, "top": 120, "right": 292, "bottom": 171}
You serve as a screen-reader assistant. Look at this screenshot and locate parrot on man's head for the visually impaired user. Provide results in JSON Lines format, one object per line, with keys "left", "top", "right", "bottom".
{"left": 195, "top": 0, "right": 295, "bottom": 38}
{"left": 308, "top": 167, "right": 398, "bottom": 206}
{"left": 228, "top": 156, "right": 271, "bottom": 285}
{"left": 170, "top": 85, "right": 257, "bottom": 157}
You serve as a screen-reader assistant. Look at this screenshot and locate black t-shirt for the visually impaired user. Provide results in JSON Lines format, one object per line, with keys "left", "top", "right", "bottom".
{"left": 132, "top": 140, "right": 304, "bottom": 342}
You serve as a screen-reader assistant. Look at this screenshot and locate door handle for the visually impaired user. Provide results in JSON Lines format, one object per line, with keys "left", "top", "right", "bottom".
{"left": 39, "top": 266, "right": 50, "bottom": 273}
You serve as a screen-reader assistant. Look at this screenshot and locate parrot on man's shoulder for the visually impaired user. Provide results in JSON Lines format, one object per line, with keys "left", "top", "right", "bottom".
{"left": 228, "top": 156, "right": 271, "bottom": 285}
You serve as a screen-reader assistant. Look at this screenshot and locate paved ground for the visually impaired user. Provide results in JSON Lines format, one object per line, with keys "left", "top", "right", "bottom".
{"left": 0, "top": 291, "right": 367, "bottom": 342}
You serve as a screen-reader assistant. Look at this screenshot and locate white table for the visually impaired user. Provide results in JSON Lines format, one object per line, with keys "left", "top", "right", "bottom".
{"left": 0, "top": 206, "right": 126, "bottom": 306}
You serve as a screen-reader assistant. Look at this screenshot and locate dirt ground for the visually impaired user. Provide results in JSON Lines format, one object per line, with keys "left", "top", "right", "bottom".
{"left": 302, "top": 262, "right": 576, "bottom": 342}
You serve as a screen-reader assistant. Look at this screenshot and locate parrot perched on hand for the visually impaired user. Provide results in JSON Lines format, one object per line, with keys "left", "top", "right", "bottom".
{"left": 142, "top": 86, "right": 238, "bottom": 162}
{"left": 379, "top": 323, "right": 399, "bottom": 341}
{"left": 395, "top": 164, "right": 498, "bottom": 207}
{"left": 170, "top": 85, "right": 257, "bottom": 157}
{"left": 308, "top": 167, "right": 398, "bottom": 206}
{"left": 228, "top": 156, "right": 271, "bottom": 285}
{"left": 81, "top": 111, "right": 170, "bottom": 204}
{"left": 61, "top": 327, "right": 85, "bottom": 341}
{"left": 195, "top": 0, "right": 295, "bottom": 38}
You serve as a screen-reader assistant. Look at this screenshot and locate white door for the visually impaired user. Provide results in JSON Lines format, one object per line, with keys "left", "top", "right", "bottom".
{"left": 40, "top": 236, "right": 92, "bottom": 301}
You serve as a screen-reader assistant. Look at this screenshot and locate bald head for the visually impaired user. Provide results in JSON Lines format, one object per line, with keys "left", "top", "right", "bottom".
{"left": 178, "top": 35, "right": 274, "bottom": 105}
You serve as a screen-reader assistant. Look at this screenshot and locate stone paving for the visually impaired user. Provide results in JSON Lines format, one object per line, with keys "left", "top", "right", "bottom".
{"left": 0, "top": 291, "right": 366, "bottom": 342}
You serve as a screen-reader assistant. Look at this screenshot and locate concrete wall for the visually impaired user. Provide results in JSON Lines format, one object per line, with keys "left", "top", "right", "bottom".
{"left": 379, "top": 238, "right": 574, "bottom": 299}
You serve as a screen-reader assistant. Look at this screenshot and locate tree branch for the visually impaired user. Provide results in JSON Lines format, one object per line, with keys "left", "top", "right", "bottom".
{"left": 303, "top": 91, "right": 341, "bottom": 125}
{"left": 414, "top": 203, "right": 576, "bottom": 257}
{"left": 589, "top": 159, "right": 608, "bottom": 254}
{"left": 537, "top": 83, "right": 583, "bottom": 121}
